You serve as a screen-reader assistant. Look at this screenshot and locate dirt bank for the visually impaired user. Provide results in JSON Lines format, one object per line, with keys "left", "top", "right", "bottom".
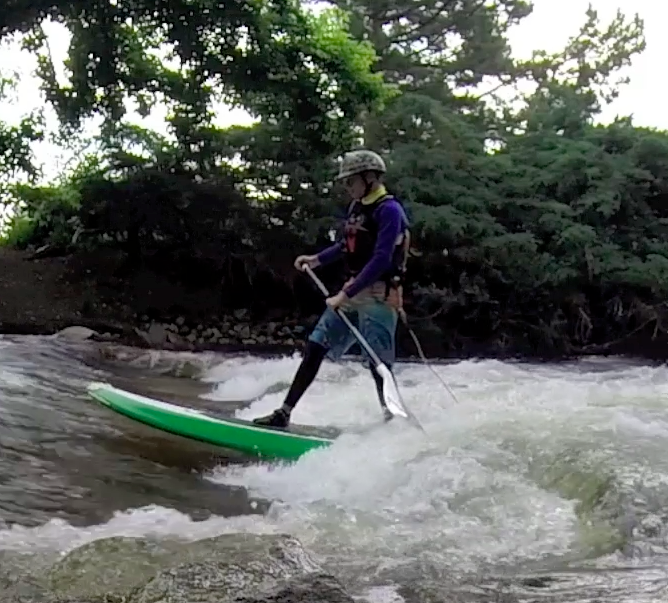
{"left": 0, "top": 247, "right": 313, "bottom": 355}
{"left": 0, "top": 246, "right": 464, "bottom": 359}
{"left": 0, "top": 247, "right": 107, "bottom": 334}
{"left": 2, "top": 246, "right": 665, "bottom": 362}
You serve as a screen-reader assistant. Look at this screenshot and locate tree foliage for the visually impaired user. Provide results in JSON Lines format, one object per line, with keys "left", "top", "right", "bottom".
{"left": 1, "top": 0, "right": 665, "bottom": 358}
{"left": 0, "top": 72, "right": 43, "bottom": 209}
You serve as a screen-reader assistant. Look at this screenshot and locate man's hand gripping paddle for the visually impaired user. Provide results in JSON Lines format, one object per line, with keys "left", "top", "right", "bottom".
{"left": 303, "top": 265, "right": 424, "bottom": 431}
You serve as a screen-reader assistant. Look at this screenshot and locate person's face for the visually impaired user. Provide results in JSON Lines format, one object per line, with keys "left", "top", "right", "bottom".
{"left": 344, "top": 173, "right": 368, "bottom": 200}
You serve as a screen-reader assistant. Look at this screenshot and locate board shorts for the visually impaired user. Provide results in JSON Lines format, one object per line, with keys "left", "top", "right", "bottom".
{"left": 308, "top": 294, "right": 398, "bottom": 368}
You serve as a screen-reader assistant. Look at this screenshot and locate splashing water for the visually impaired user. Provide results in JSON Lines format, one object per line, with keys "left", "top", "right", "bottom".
{"left": 207, "top": 357, "right": 668, "bottom": 587}
{"left": 1, "top": 337, "right": 667, "bottom": 601}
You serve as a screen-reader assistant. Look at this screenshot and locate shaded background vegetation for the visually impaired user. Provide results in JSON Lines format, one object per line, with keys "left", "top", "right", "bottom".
{"left": 0, "top": 0, "right": 666, "bottom": 359}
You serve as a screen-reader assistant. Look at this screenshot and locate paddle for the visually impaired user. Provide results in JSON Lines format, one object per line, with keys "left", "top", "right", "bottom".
{"left": 303, "top": 265, "right": 420, "bottom": 427}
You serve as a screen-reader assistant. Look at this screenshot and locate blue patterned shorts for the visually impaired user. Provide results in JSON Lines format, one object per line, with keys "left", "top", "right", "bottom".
{"left": 308, "top": 300, "right": 398, "bottom": 368}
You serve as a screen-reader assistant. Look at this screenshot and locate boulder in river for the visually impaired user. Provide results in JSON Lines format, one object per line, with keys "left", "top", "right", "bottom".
{"left": 39, "top": 533, "right": 353, "bottom": 603}
{"left": 53, "top": 325, "right": 98, "bottom": 341}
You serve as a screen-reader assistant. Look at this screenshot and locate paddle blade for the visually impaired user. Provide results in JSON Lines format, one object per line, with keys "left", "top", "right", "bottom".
{"left": 376, "top": 363, "right": 409, "bottom": 418}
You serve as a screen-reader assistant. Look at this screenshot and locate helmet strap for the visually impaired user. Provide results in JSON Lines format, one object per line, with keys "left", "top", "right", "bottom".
{"left": 362, "top": 171, "right": 374, "bottom": 198}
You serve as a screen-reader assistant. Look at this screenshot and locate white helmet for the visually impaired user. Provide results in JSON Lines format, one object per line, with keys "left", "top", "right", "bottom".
{"left": 335, "top": 149, "right": 386, "bottom": 180}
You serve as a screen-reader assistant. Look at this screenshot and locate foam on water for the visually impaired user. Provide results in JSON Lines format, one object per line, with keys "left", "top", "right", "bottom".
{"left": 200, "top": 354, "right": 303, "bottom": 401}
{"left": 2, "top": 354, "right": 668, "bottom": 596}
{"left": 205, "top": 359, "right": 595, "bottom": 578}
{"left": 0, "top": 505, "right": 279, "bottom": 553}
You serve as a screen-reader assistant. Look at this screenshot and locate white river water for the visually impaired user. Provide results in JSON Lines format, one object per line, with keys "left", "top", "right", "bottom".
{"left": 1, "top": 338, "right": 667, "bottom": 601}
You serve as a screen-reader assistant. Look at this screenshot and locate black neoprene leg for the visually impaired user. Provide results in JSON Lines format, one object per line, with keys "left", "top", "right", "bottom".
{"left": 281, "top": 340, "right": 328, "bottom": 412}
{"left": 369, "top": 363, "right": 392, "bottom": 420}
{"left": 370, "top": 363, "right": 384, "bottom": 403}
{"left": 253, "top": 340, "right": 328, "bottom": 427}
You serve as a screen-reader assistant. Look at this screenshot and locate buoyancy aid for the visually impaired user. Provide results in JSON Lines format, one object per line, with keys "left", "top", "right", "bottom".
{"left": 342, "top": 189, "right": 410, "bottom": 294}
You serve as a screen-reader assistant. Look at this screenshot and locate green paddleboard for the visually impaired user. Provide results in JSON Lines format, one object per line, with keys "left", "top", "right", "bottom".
{"left": 86, "top": 382, "right": 338, "bottom": 460}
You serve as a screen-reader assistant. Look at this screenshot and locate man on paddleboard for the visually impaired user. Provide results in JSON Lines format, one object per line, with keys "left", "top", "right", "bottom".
{"left": 253, "top": 149, "right": 410, "bottom": 428}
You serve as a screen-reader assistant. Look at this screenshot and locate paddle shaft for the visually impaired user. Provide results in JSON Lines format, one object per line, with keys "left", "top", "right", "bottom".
{"left": 303, "top": 265, "right": 386, "bottom": 370}
{"left": 304, "top": 265, "right": 425, "bottom": 430}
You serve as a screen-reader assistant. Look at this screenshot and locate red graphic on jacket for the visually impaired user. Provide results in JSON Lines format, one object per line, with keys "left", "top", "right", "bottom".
{"left": 344, "top": 211, "right": 368, "bottom": 254}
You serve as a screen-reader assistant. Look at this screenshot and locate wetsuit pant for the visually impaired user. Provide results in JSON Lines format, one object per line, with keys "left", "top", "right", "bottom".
{"left": 280, "top": 299, "right": 397, "bottom": 413}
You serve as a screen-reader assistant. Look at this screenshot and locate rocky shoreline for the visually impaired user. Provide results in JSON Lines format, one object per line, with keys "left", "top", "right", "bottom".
{"left": 47, "top": 314, "right": 320, "bottom": 372}
{"left": 56, "top": 313, "right": 317, "bottom": 360}
{"left": 3, "top": 247, "right": 668, "bottom": 362}
{"left": 132, "top": 310, "right": 313, "bottom": 352}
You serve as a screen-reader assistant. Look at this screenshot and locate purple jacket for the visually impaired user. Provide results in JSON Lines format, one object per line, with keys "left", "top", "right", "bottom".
{"left": 316, "top": 197, "right": 408, "bottom": 298}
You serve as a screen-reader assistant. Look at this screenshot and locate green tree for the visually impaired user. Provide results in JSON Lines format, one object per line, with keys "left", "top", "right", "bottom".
{"left": 0, "top": 71, "right": 44, "bottom": 243}
{"left": 3, "top": 0, "right": 667, "bottom": 358}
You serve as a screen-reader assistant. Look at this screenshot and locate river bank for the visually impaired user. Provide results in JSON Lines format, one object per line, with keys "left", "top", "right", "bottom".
{"left": 1, "top": 246, "right": 667, "bottom": 362}
{"left": 0, "top": 246, "right": 437, "bottom": 358}
{"left": 0, "top": 246, "right": 313, "bottom": 354}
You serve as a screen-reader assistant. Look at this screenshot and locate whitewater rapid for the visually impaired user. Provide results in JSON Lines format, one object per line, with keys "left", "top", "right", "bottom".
{"left": 1, "top": 342, "right": 668, "bottom": 600}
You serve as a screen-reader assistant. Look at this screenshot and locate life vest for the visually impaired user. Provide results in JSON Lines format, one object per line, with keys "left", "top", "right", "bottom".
{"left": 343, "top": 194, "right": 410, "bottom": 290}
